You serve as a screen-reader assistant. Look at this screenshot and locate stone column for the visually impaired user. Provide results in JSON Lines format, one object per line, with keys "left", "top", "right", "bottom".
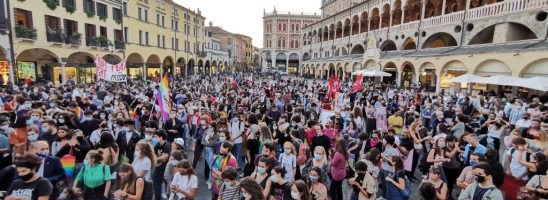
{"left": 402, "top": 8, "right": 406, "bottom": 24}
{"left": 389, "top": 11, "right": 394, "bottom": 27}
{"left": 286, "top": 59, "right": 289, "bottom": 74}
{"left": 272, "top": 56, "right": 276, "bottom": 71}
{"left": 442, "top": 0, "right": 447, "bottom": 15}
{"left": 61, "top": 61, "right": 67, "bottom": 84}
{"left": 435, "top": 73, "right": 442, "bottom": 92}
{"left": 421, "top": 0, "right": 427, "bottom": 19}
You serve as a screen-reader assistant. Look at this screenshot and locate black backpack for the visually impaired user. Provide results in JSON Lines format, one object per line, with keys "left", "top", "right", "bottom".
{"left": 138, "top": 177, "right": 154, "bottom": 200}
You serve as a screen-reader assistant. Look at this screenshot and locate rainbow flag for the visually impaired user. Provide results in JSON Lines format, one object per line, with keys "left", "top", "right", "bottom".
{"left": 156, "top": 73, "right": 172, "bottom": 122}
{"left": 60, "top": 150, "right": 76, "bottom": 178}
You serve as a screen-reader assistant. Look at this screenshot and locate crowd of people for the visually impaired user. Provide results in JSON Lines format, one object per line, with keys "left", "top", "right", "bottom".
{"left": 0, "top": 72, "right": 547, "bottom": 200}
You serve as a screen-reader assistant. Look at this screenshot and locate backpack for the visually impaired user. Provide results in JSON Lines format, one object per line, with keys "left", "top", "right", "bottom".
{"left": 297, "top": 143, "right": 310, "bottom": 166}
{"left": 139, "top": 177, "right": 154, "bottom": 200}
{"left": 400, "top": 173, "right": 412, "bottom": 199}
{"left": 510, "top": 148, "right": 531, "bottom": 162}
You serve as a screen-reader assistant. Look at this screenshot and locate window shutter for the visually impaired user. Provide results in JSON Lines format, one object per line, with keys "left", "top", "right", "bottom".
{"left": 27, "top": 11, "right": 33, "bottom": 27}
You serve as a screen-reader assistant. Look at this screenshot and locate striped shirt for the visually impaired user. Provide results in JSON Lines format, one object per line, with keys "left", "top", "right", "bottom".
{"left": 219, "top": 183, "right": 241, "bottom": 200}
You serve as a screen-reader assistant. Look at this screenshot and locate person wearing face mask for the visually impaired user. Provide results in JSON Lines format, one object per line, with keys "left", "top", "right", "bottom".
{"left": 165, "top": 112, "right": 183, "bottom": 143}
{"left": 289, "top": 180, "right": 311, "bottom": 200}
{"left": 308, "top": 166, "right": 328, "bottom": 200}
{"left": 169, "top": 160, "right": 197, "bottom": 200}
{"left": 152, "top": 130, "right": 171, "bottom": 200}
{"left": 5, "top": 153, "right": 53, "bottom": 200}
{"left": 457, "top": 162, "right": 503, "bottom": 200}
{"left": 163, "top": 150, "right": 184, "bottom": 189}
{"left": 112, "top": 163, "right": 145, "bottom": 200}
{"left": 72, "top": 150, "right": 112, "bottom": 200}
{"left": 192, "top": 116, "right": 209, "bottom": 169}
{"left": 264, "top": 166, "right": 292, "bottom": 200}
{"left": 29, "top": 141, "right": 66, "bottom": 200}
{"left": 131, "top": 142, "right": 156, "bottom": 182}
{"left": 79, "top": 111, "right": 101, "bottom": 137}
{"left": 217, "top": 167, "right": 241, "bottom": 200}
{"left": 211, "top": 142, "right": 237, "bottom": 199}
{"left": 116, "top": 120, "right": 141, "bottom": 163}
{"left": 310, "top": 124, "right": 331, "bottom": 157}
{"left": 457, "top": 153, "right": 485, "bottom": 189}
{"left": 240, "top": 177, "right": 266, "bottom": 200}
{"left": 250, "top": 157, "right": 271, "bottom": 189}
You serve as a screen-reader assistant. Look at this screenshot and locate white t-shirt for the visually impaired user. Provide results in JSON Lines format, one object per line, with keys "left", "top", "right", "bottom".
{"left": 487, "top": 125, "right": 504, "bottom": 138}
{"left": 170, "top": 173, "right": 198, "bottom": 199}
{"left": 229, "top": 120, "right": 244, "bottom": 144}
{"left": 506, "top": 148, "right": 536, "bottom": 180}
{"left": 132, "top": 157, "right": 152, "bottom": 181}
{"left": 278, "top": 153, "right": 296, "bottom": 181}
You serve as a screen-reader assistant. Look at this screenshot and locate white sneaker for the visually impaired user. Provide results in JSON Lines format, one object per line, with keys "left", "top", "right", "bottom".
{"left": 207, "top": 182, "right": 212, "bottom": 189}
{"left": 161, "top": 193, "right": 168, "bottom": 199}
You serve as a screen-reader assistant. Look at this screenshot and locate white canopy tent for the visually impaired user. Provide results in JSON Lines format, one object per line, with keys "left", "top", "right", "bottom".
{"left": 352, "top": 69, "right": 392, "bottom": 77}
{"left": 448, "top": 74, "right": 548, "bottom": 92}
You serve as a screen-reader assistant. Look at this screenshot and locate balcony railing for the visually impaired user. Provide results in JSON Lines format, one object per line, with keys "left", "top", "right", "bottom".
{"left": 115, "top": 40, "right": 125, "bottom": 49}
{"left": 15, "top": 25, "right": 37, "bottom": 40}
{"left": 66, "top": 33, "right": 81, "bottom": 45}
{"left": 422, "top": 11, "right": 465, "bottom": 28}
{"left": 86, "top": 37, "right": 100, "bottom": 47}
{"left": 46, "top": 29, "right": 66, "bottom": 43}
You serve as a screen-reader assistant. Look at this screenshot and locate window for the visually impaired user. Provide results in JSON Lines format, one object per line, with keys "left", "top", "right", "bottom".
{"left": 83, "top": 0, "right": 95, "bottom": 13}
{"left": 113, "top": 8, "right": 122, "bottom": 22}
{"left": 296, "top": 24, "right": 299, "bottom": 31}
{"left": 0, "top": 1, "right": 5, "bottom": 30}
{"left": 123, "top": 2, "right": 127, "bottom": 15}
{"left": 64, "top": 19, "right": 78, "bottom": 35}
{"left": 100, "top": 26, "right": 107, "bottom": 38}
{"left": 171, "top": 38, "right": 174, "bottom": 49}
{"left": 162, "top": 35, "right": 165, "bottom": 48}
{"left": 138, "top": 7, "right": 142, "bottom": 20}
{"left": 85, "top": 23, "right": 96, "bottom": 42}
{"left": 124, "top": 27, "right": 128, "bottom": 42}
{"left": 157, "top": 34, "right": 160, "bottom": 47}
{"left": 96, "top": 3, "right": 107, "bottom": 18}
{"left": 44, "top": 15, "right": 61, "bottom": 30}
{"left": 144, "top": 10, "right": 148, "bottom": 22}
{"left": 161, "top": 15, "right": 165, "bottom": 27}
{"left": 145, "top": 32, "right": 149, "bottom": 45}
{"left": 156, "top": 14, "right": 160, "bottom": 25}
{"left": 139, "top": 30, "right": 142, "bottom": 45}
{"left": 175, "top": 39, "right": 179, "bottom": 50}
{"left": 114, "top": 29, "right": 123, "bottom": 41}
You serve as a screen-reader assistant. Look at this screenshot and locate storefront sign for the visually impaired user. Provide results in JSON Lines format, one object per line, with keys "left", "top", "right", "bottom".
{"left": 95, "top": 55, "right": 127, "bottom": 82}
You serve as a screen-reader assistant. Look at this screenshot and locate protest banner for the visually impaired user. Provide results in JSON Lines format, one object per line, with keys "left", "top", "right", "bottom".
{"left": 95, "top": 55, "right": 127, "bottom": 82}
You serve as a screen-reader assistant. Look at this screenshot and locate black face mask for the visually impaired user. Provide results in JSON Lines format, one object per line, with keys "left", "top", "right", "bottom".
{"left": 220, "top": 152, "right": 228, "bottom": 157}
{"left": 475, "top": 174, "right": 486, "bottom": 183}
{"left": 19, "top": 172, "right": 34, "bottom": 181}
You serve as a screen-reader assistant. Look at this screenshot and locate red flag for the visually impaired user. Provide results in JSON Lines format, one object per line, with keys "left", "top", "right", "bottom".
{"left": 327, "top": 76, "right": 340, "bottom": 99}
{"left": 353, "top": 73, "right": 363, "bottom": 92}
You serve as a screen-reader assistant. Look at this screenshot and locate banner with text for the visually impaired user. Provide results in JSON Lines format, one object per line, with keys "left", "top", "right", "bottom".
{"left": 95, "top": 55, "right": 127, "bottom": 82}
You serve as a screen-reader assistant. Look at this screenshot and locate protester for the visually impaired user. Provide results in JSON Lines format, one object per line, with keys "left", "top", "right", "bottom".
{"left": 73, "top": 150, "right": 112, "bottom": 200}
{"left": 5, "top": 153, "right": 53, "bottom": 200}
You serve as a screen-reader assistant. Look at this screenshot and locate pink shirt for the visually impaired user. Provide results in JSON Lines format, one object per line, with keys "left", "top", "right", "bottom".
{"left": 330, "top": 152, "right": 347, "bottom": 181}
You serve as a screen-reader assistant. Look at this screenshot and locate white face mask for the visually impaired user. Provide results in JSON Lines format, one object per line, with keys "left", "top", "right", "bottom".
{"left": 270, "top": 175, "right": 279, "bottom": 183}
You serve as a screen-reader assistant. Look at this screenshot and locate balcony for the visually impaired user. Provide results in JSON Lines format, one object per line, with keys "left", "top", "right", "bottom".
{"left": 86, "top": 37, "right": 100, "bottom": 48}
{"left": 46, "top": 29, "right": 67, "bottom": 44}
{"left": 15, "top": 25, "right": 37, "bottom": 40}
{"left": 66, "top": 33, "right": 82, "bottom": 46}
{"left": 115, "top": 40, "right": 125, "bottom": 49}
{"left": 197, "top": 51, "right": 207, "bottom": 57}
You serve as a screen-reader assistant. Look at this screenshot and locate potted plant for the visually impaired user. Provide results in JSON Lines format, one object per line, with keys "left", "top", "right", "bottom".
{"left": 44, "top": 0, "right": 57, "bottom": 10}
{"left": 97, "top": 36, "right": 109, "bottom": 47}
{"left": 86, "top": 11, "right": 95, "bottom": 18}
{"left": 99, "top": 15, "right": 107, "bottom": 21}
{"left": 64, "top": 3, "right": 75, "bottom": 13}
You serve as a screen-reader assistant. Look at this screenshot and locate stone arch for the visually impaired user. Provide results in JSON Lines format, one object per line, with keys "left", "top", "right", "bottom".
{"left": 381, "top": 4, "right": 391, "bottom": 28}
{"left": 341, "top": 47, "right": 348, "bottom": 56}
{"left": 520, "top": 58, "right": 548, "bottom": 77}
{"left": 66, "top": 52, "right": 93, "bottom": 65}
{"left": 405, "top": 0, "right": 422, "bottom": 23}
{"left": 352, "top": 15, "right": 360, "bottom": 35}
{"left": 127, "top": 53, "right": 144, "bottom": 65}
{"left": 370, "top": 8, "right": 380, "bottom": 30}
{"left": 392, "top": 0, "right": 403, "bottom": 26}
{"left": 353, "top": 62, "right": 362, "bottom": 72}
{"left": 336, "top": 21, "right": 343, "bottom": 39}
{"left": 329, "top": 24, "right": 335, "bottom": 40}
{"left": 343, "top": 18, "right": 351, "bottom": 37}
{"left": 198, "top": 59, "right": 204, "bottom": 73}
{"left": 163, "top": 56, "right": 174, "bottom": 74}
{"left": 401, "top": 37, "right": 417, "bottom": 50}
{"left": 65, "top": 52, "right": 94, "bottom": 83}
{"left": 422, "top": 32, "right": 457, "bottom": 49}
{"left": 187, "top": 58, "right": 195, "bottom": 75}
{"left": 146, "top": 54, "right": 161, "bottom": 78}
{"left": 469, "top": 22, "right": 537, "bottom": 45}
{"left": 360, "top": 11, "right": 369, "bottom": 33}
{"left": 303, "top": 52, "right": 311, "bottom": 61}
{"left": 101, "top": 54, "right": 122, "bottom": 65}
{"left": 350, "top": 44, "right": 365, "bottom": 55}
{"left": 383, "top": 62, "right": 398, "bottom": 83}
{"left": 474, "top": 59, "right": 511, "bottom": 76}
{"left": 401, "top": 62, "right": 416, "bottom": 87}
{"left": 419, "top": 62, "right": 437, "bottom": 90}
{"left": 380, "top": 40, "right": 397, "bottom": 51}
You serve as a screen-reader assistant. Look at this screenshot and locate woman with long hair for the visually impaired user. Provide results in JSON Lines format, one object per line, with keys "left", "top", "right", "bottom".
{"left": 422, "top": 166, "right": 448, "bottom": 200}
{"left": 291, "top": 180, "right": 311, "bottom": 200}
{"left": 330, "top": 138, "right": 348, "bottom": 200}
{"left": 245, "top": 114, "right": 261, "bottom": 176}
{"left": 51, "top": 126, "right": 73, "bottom": 156}
{"left": 240, "top": 177, "right": 266, "bottom": 200}
{"left": 112, "top": 163, "right": 144, "bottom": 200}
{"left": 258, "top": 123, "right": 272, "bottom": 153}
{"left": 170, "top": 160, "right": 197, "bottom": 200}
{"left": 308, "top": 166, "right": 328, "bottom": 200}
{"left": 96, "top": 132, "right": 120, "bottom": 174}
{"left": 385, "top": 156, "right": 407, "bottom": 200}
{"left": 251, "top": 157, "right": 271, "bottom": 189}
{"left": 131, "top": 142, "right": 156, "bottom": 181}
{"left": 301, "top": 146, "right": 330, "bottom": 185}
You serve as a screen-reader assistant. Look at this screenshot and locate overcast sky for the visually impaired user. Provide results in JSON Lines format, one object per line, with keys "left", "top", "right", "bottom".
{"left": 175, "top": 0, "right": 321, "bottom": 48}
